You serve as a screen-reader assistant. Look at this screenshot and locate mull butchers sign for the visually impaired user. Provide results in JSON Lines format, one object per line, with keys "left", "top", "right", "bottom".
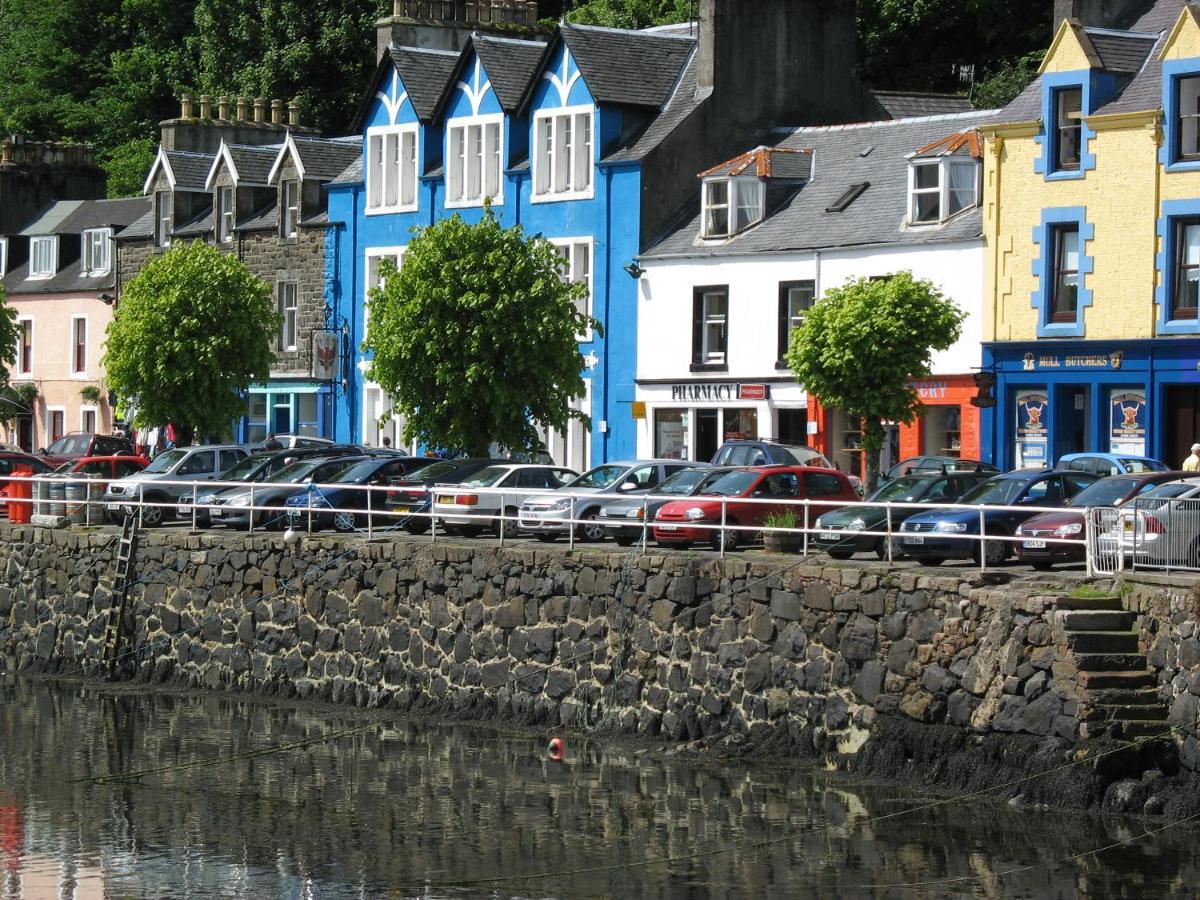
{"left": 1110, "top": 390, "right": 1147, "bottom": 456}
{"left": 669, "top": 383, "right": 770, "bottom": 402}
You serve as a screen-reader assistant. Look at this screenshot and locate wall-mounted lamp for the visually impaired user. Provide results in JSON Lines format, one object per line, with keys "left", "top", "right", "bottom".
{"left": 623, "top": 262, "right": 644, "bottom": 280}
{"left": 98, "top": 293, "right": 115, "bottom": 306}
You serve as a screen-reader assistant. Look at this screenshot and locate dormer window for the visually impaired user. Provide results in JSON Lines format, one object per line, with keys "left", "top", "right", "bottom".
{"left": 447, "top": 117, "right": 502, "bottom": 208}
{"left": 281, "top": 180, "right": 300, "bottom": 238}
{"left": 1053, "top": 87, "right": 1082, "bottom": 171}
{"left": 366, "top": 125, "right": 418, "bottom": 214}
{"left": 155, "top": 191, "right": 172, "bottom": 248}
{"left": 82, "top": 229, "right": 112, "bottom": 275}
{"left": 217, "top": 186, "right": 234, "bottom": 243}
{"left": 702, "top": 177, "right": 763, "bottom": 238}
{"left": 908, "top": 159, "right": 978, "bottom": 225}
{"left": 533, "top": 107, "right": 594, "bottom": 200}
{"left": 1176, "top": 76, "right": 1200, "bottom": 162}
{"left": 29, "top": 237, "right": 56, "bottom": 279}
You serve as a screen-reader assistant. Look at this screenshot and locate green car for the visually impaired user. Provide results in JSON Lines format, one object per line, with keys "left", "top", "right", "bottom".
{"left": 811, "top": 471, "right": 994, "bottom": 560}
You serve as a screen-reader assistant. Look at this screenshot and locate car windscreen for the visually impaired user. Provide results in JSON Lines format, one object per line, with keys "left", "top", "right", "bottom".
{"left": 701, "top": 471, "right": 759, "bottom": 497}
{"left": 46, "top": 435, "right": 90, "bottom": 457}
{"left": 656, "top": 468, "right": 711, "bottom": 495}
{"left": 1068, "top": 477, "right": 1139, "bottom": 508}
{"left": 221, "top": 455, "right": 266, "bottom": 481}
{"left": 264, "top": 461, "right": 325, "bottom": 484}
{"left": 1121, "top": 458, "right": 1168, "bottom": 473}
{"left": 406, "top": 461, "right": 461, "bottom": 482}
{"left": 142, "top": 449, "right": 187, "bottom": 474}
{"left": 569, "top": 465, "right": 626, "bottom": 489}
{"left": 959, "top": 478, "right": 1027, "bottom": 506}
{"left": 1138, "top": 483, "right": 1199, "bottom": 501}
{"left": 332, "top": 460, "right": 384, "bottom": 484}
{"left": 867, "top": 477, "right": 931, "bottom": 502}
{"left": 461, "top": 466, "right": 509, "bottom": 488}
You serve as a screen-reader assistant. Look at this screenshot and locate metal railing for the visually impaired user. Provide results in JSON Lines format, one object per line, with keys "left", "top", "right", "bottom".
{"left": 0, "top": 472, "right": 1131, "bottom": 576}
{"left": 1091, "top": 497, "right": 1200, "bottom": 576}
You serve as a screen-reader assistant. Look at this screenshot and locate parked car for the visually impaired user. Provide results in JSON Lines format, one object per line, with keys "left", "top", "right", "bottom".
{"left": 1015, "top": 471, "right": 1191, "bottom": 569}
{"left": 430, "top": 463, "right": 577, "bottom": 537}
{"left": 882, "top": 456, "right": 999, "bottom": 482}
{"left": 519, "top": 460, "right": 705, "bottom": 542}
{"left": 1101, "top": 478, "right": 1200, "bottom": 568}
{"left": 41, "top": 432, "right": 135, "bottom": 466}
{"left": 181, "top": 445, "right": 365, "bottom": 525}
{"left": 1057, "top": 452, "right": 1169, "bottom": 477}
{"left": 286, "top": 455, "right": 435, "bottom": 532}
{"left": 385, "top": 458, "right": 507, "bottom": 534}
{"left": 51, "top": 455, "right": 149, "bottom": 498}
{"left": 711, "top": 439, "right": 861, "bottom": 492}
{"left": 597, "top": 466, "right": 735, "bottom": 546}
{"left": 653, "top": 466, "right": 858, "bottom": 552}
{"left": 812, "top": 470, "right": 994, "bottom": 560}
{"left": 252, "top": 434, "right": 336, "bottom": 453}
{"left": 206, "top": 455, "right": 368, "bottom": 530}
{"left": 899, "top": 469, "right": 1100, "bottom": 566}
{"left": 102, "top": 444, "right": 251, "bottom": 526}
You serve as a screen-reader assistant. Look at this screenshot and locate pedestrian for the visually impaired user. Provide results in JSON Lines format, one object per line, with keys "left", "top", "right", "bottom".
{"left": 382, "top": 436, "right": 392, "bottom": 449}
{"left": 1185, "top": 443, "right": 1200, "bottom": 472}
{"left": 262, "top": 432, "right": 283, "bottom": 452}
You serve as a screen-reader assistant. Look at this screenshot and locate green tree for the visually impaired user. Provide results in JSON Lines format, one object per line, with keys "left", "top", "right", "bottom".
{"left": 564, "top": 0, "right": 690, "bottom": 29}
{"left": 102, "top": 241, "right": 279, "bottom": 441}
{"left": 785, "top": 273, "right": 964, "bottom": 492}
{"left": 0, "top": 285, "right": 17, "bottom": 385}
{"left": 364, "top": 209, "right": 600, "bottom": 457}
{"left": 972, "top": 51, "right": 1045, "bottom": 110}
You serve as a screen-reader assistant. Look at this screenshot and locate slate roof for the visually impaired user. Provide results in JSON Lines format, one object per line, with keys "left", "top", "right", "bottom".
{"left": 390, "top": 46, "right": 461, "bottom": 121}
{"left": 472, "top": 34, "right": 547, "bottom": 112}
{"left": 225, "top": 144, "right": 281, "bottom": 185}
{"left": 604, "top": 52, "right": 699, "bottom": 163}
{"left": 165, "top": 150, "right": 216, "bottom": 191}
{"left": 18, "top": 201, "right": 86, "bottom": 236}
{"left": 59, "top": 197, "right": 151, "bottom": 232}
{"left": 1086, "top": 29, "right": 1159, "bottom": 72}
{"left": 239, "top": 203, "right": 278, "bottom": 232}
{"left": 115, "top": 209, "right": 155, "bottom": 241}
{"left": 2, "top": 257, "right": 120, "bottom": 296}
{"left": 173, "top": 208, "right": 213, "bottom": 238}
{"left": 328, "top": 156, "right": 363, "bottom": 187}
{"left": 558, "top": 23, "right": 694, "bottom": 109}
{"left": 873, "top": 91, "right": 974, "bottom": 118}
{"left": 286, "top": 136, "right": 363, "bottom": 181}
{"left": 643, "top": 110, "right": 999, "bottom": 260}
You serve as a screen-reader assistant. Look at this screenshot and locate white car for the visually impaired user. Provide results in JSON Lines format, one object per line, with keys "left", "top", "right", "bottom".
{"left": 431, "top": 463, "right": 576, "bottom": 537}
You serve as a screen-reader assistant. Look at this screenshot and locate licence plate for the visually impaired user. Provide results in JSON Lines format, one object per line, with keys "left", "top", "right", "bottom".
{"left": 819, "top": 532, "right": 839, "bottom": 541}
{"left": 903, "top": 536, "right": 925, "bottom": 545}
{"left": 394, "top": 506, "right": 411, "bottom": 514}
{"left": 658, "top": 525, "right": 678, "bottom": 533}
{"left": 1022, "top": 540, "right": 1047, "bottom": 550}
{"left": 210, "top": 509, "right": 223, "bottom": 517}
{"left": 1124, "top": 521, "right": 1134, "bottom": 533}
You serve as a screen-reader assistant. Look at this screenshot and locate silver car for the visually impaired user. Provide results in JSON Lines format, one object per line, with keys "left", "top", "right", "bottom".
{"left": 1101, "top": 478, "right": 1200, "bottom": 568}
{"left": 518, "top": 459, "right": 707, "bottom": 542}
{"left": 103, "top": 444, "right": 250, "bottom": 526}
{"left": 431, "top": 463, "right": 577, "bottom": 537}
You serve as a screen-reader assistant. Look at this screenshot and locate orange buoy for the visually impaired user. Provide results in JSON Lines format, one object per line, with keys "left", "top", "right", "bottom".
{"left": 547, "top": 737, "right": 564, "bottom": 761}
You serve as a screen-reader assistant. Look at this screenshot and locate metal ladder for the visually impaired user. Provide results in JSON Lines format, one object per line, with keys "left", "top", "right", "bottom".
{"left": 102, "top": 515, "right": 139, "bottom": 675}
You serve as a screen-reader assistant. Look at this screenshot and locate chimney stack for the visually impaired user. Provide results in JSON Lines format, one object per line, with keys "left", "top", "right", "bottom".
{"left": 270, "top": 99, "right": 283, "bottom": 124}
{"left": 288, "top": 98, "right": 302, "bottom": 127}
{"left": 199, "top": 94, "right": 212, "bottom": 118}
{"left": 1052, "top": 0, "right": 1141, "bottom": 30}
{"left": 254, "top": 97, "right": 266, "bottom": 123}
{"left": 181, "top": 93, "right": 195, "bottom": 118}
{"left": 218, "top": 95, "right": 231, "bottom": 120}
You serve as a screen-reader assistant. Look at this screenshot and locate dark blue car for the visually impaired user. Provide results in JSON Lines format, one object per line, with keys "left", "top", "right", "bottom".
{"left": 284, "top": 455, "right": 433, "bottom": 532}
{"left": 898, "top": 469, "right": 1099, "bottom": 566}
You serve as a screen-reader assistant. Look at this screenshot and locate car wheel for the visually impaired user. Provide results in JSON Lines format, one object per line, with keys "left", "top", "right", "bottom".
{"left": 711, "top": 521, "right": 738, "bottom": 553}
{"left": 333, "top": 511, "right": 358, "bottom": 533}
{"left": 976, "top": 531, "right": 1010, "bottom": 566}
{"left": 496, "top": 507, "right": 520, "bottom": 539}
{"left": 139, "top": 502, "right": 164, "bottom": 527}
{"left": 828, "top": 550, "right": 854, "bottom": 560}
{"left": 577, "top": 511, "right": 606, "bottom": 542}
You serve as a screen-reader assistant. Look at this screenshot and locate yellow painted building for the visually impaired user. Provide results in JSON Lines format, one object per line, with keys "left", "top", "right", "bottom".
{"left": 980, "top": 0, "right": 1200, "bottom": 469}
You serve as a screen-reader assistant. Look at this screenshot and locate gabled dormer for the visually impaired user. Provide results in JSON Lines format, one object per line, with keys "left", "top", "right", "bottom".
{"left": 696, "top": 147, "right": 811, "bottom": 239}
{"left": 268, "top": 134, "right": 362, "bottom": 237}
{"left": 1160, "top": 5, "right": 1200, "bottom": 172}
{"left": 906, "top": 130, "right": 982, "bottom": 226}
{"left": 527, "top": 38, "right": 594, "bottom": 203}
{"left": 143, "top": 145, "right": 216, "bottom": 247}
{"left": 205, "top": 141, "right": 280, "bottom": 244}
{"left": 1034, "top": 18, "right": 1155, "bottom": 179}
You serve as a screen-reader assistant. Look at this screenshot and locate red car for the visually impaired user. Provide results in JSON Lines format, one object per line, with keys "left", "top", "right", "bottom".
{"left": 56, "top": 454, "right": 150, "bottom": 487}
{"left": 40, "top": 432, "right": 136, "bottom": 466}
{"left": 653, "top": 466, "right": 859, "bottom": 551}
{"left": 1015, "top": 470, "right": 1191, "bottom": 569}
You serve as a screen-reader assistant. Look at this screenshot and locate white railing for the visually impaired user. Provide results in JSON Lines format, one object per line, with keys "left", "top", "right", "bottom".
{"left": 0, "top": 472, "right": 1125, "bottom": 575}
{"left": 1092, "top": 497, "right": 1200, "bottom": 576}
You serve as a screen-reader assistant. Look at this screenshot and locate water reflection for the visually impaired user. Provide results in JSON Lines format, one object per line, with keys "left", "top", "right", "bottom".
{"left": 0, "top": 676, "right": 1197, "bottom": 899}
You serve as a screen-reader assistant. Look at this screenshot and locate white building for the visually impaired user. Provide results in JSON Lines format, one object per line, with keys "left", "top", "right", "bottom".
{"left": 635, "top": 110, "right": 995, "bottom": 474}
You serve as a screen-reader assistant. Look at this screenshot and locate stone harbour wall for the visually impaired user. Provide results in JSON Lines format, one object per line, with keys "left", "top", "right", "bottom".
{"left": 2, "top": 525, "right": 1199, "bottom": 815}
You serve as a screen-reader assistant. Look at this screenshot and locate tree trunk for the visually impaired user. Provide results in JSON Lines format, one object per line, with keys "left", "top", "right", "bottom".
{"left": 862, "top": 415, "right": 885, "bottom": 495}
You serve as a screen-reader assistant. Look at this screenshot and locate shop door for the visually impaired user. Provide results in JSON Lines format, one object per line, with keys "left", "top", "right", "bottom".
{"left": 696, "top": 410, "right": 719, "bottom": 463}
{"left": 1055, "top": 386, "right": 1090, "bottom": 462}
{"left": 1166, "top": 386, "right": 1200, "bottom": 469}
{"left": 273, "top": 398, "right": 292, "bottom": 435}
{"left": 777, "top": 409, "right": 808, "bottom": 445}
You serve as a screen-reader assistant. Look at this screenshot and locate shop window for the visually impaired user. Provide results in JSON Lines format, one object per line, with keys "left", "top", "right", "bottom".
{"left": 723, "top": 408, "right": 758, "bottom": 442}
{"left": 297, "top": 393, "right": 319, "bottom": 437}
{"left": 1174, "top": 217, "right": 1200, "bottom": 320}
{"left": 654, "top": 409, "right": 688, "bottom": 460}
{"left": 1052, "top": 87, "right": 1082, "bottom": 172}
{"left": 1176, "top": 75, "right": 1200, "bottom": 162}
{"left": 921, "top": 405, "right": 962, "bottom": 457}
{"left": 246, "top": 392, "right": 268, "bottom": 444}
{"left": 777, "top": 281, "right": 815, "bottom": 362}
{"left": 691, "top": 286, "right": 729, "bottom": 370}
{"left": 1050, "top": 225, "right": 1080, "bottom": 323}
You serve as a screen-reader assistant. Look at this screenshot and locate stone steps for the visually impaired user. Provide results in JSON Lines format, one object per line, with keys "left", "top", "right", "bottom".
{"left": 1066, "top": 631, "right": 1141, "bottom": 654}
{"left": 1083, "top": 702, "right": 1168, "bottom": 722}
{"left": 1055, "top": 595, "right": 1126, "bottom": 611}
{"left": 1107, "top": 720, "right": 1173, "bottom": 741}
{"left": 1074, "top": 652, "right": 1155, "bottom": 672}
{"left": 1060, "top": 610, "right": 1135, "bottom": 631}
{"left": 1079, "top": 670, "right": 1157, "bottom": 690}
{"left": 1089, "top": 686, "right": 1164, "bottom": 706}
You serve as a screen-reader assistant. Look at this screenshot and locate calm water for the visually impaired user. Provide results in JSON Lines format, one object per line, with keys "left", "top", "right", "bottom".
{"left": 1, "top": 676, "right": 1198, "bottom": 899}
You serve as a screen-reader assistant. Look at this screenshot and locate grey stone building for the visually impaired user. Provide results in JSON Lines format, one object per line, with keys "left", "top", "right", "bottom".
{"left": 116, "top": 98, "right": 360, "bottom": 442}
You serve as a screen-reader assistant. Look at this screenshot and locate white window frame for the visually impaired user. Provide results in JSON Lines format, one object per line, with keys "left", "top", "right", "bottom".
{"left": 549, "top": 237, "right": 594, "bottom": 341}
{"left": 79, "top": 405, "right": 98, "bottom": 434}
{"left": 700, "top": 288, "right": 728, "bottom": 364}
{"left": 0, "top": 237, "right": 9, "bottom": 277}
{"left": 281, "top": 179, "right": 301, "bottom": 237}
{"left": 82, "top": 228, "right": 112, "bottom": 275}
{"left": 29, "top": 236, "right": 57, "bottom": 279}
{"left": 366, "top": 124, "right": 419, "bottom": 215}
{"left": 278, "top": 282, "right": 298, "bottom": 353}
{"left": 16, "top": 316, "right": 33, "bottom": 377}
{"left": 364, "top": 246, "right": 406, "bottom": 343}
{"left": 532, "top": 105, "right": 594, "bottom": 202}
{"left": 908, "top": 157, "right": 980, "bottom": 225}
{"left": 155, "top": 191, "right": 172, "bottom": 247}
{"left": 45, "top": 406, "right": 66, "bottom": 445}
{"left": 700, "top": 177, "right": 763, "bottom": 238}
{"left": 446, "top": 114, "right": 504, "bottom": 209}
{"left": 216, "top": 186, "right": 235, "bottom": 243}
{"left": 70, "top": 314, "right": 88, "bottom": 378}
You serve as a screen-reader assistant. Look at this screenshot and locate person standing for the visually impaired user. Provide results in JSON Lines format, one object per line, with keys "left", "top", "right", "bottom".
{"left": 262, "top": 433, "right": 283, "bottom": 452}
{"left": 1184, "top": 444, "right": 1200, "bottom": 472}
{"left": 382, "top": 436, "right": 392, "bottom": 449}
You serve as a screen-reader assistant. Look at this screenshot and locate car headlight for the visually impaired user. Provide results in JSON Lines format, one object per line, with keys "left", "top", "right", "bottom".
{"left": 197, "top": 493, "right": 215, "bottom": 505}
{"left": 935, "top": 521, "right": 969, "bottom": 533}
{"left": 684, "top": 508, "right": 707, "bottom": 521}
{"left": 626, "top": 508, "right": 644, "bottom": 519}
{"left": 848, "top": 518, "right": 866, "bottom": 531}
{"left": 1055, "top": 523, "right": 1083, "bottom": 536}
{"left": 550, "top": 499, "right": 572, "bottom": 511}
{"left": 226, "top": 494, "right": 251, "bottom": 508}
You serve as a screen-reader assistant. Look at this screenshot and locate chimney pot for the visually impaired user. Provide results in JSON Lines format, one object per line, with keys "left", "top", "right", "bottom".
{"left": 254, "top": 97, "right": 266, "bottom": 123}
{"left": 236, "top": 96, "right": 251, "bottom": 121}
{"left": 218, "top": 95, "right": 231, "bottom": 120}
{"left": 181, "top": 93, "right": 195, "bottom": 118}
{"left": 199, "top": 94, "right": 213, "bottom": 118}
{"left": 270, "top": 99, "right": 283, "bottom": 125}
{"left": 288, "top": 98, "right": 302, "bottom": 126}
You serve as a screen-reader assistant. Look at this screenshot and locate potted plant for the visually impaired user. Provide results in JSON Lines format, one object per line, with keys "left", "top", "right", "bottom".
{"left": 79, "top": 385, "right": 102, "bottom": 405}
{"left": 762, "top": 508, "right": 802, "bottom": 554}
{"left": 14, "top": 382, "right": 38, "bottom": 410}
